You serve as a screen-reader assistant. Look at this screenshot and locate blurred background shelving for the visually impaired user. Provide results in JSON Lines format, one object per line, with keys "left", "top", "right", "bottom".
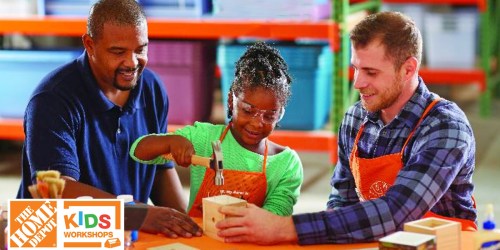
{"left": 0, "top": 0, "right": 499, "bottom": 164}
{"left": 0, "top": 0, "right": 347, "bottom": 165}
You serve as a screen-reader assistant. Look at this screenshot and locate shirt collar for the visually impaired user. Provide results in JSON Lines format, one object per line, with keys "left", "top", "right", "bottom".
{"left": 76, "top": 51, "right": 145, "bottom": 113}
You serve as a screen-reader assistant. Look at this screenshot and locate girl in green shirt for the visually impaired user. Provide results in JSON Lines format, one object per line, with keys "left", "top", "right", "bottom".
{"left": 130, "top": 41, "right": 303, "bottom": 217}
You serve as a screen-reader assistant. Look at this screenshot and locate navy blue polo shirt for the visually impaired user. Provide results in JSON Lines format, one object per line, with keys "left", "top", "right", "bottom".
{"left": 18, "top": 52, "right": 173, "bottom": 203}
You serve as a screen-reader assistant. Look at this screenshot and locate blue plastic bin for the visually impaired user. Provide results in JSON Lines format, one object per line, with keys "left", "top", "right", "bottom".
{"left": 141, "top": 0, "right": 212, "bottom": 18}
{"left": 218, "top": 43, "right": 333, "bottom": 130}
{"left": 0, "top": 50, "right": 81, "bottom": 118}
{"left": 43, "top": 0, "right": 96, "bottom": 16}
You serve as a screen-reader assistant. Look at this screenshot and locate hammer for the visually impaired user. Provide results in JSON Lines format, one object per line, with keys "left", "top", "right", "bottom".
{"left": 162, "top": 140, "right": 224, "bottom": 186}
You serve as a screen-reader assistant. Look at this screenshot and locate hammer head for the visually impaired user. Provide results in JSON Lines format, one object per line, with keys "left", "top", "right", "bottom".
{"left": 211, "top": 140, "right": 224, "bottom": 186}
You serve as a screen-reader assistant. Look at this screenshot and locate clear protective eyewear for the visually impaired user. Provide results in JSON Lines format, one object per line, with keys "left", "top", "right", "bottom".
{"left": 232, "top": 94, "right": 285, "bottom": 125}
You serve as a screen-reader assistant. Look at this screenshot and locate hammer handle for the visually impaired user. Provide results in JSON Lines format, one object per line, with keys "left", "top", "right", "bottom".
{"left": 162, "top": 154, "right": 211, "bottom": 168}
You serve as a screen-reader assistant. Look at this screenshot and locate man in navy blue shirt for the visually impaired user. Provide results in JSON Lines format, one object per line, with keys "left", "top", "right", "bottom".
{"left": 18, "top": 0, "right": 201, "bottom": 238}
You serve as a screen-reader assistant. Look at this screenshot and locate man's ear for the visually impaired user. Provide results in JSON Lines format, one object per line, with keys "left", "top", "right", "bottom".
{"left": 82, "top": 34, "right": 95, "bottom": 55}
{"left": 402, "top": 56, "right": 418, "bottom": 81}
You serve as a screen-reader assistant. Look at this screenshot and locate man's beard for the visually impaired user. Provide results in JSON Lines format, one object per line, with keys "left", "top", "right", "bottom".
{"left": 361, "top": 74, "right": 403, "bottom": 113}
{"left": 112, "top": 66, "right": 143, "bottom": 91}
{"left": 113, "top": 79, "right": 136, "bottom": 91}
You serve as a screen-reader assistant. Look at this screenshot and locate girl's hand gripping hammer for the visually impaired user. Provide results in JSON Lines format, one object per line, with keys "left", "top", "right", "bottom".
{"left": 162, "top": 140, "right": 224, "bottom": 186}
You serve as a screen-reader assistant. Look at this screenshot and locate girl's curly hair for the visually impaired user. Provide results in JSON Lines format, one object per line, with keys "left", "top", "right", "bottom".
{"left": 228, "top": 41, "right": 292, "bottom": 119}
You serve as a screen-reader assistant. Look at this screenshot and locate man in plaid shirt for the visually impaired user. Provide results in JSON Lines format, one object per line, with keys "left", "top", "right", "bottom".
{"left": 215, "top": 11, "right": 477, "bottom": 245}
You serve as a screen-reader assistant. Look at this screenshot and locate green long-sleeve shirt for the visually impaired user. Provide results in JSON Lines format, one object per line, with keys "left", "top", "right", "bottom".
{"left": 130, "top": 122, "right": 303, "bottom": 216}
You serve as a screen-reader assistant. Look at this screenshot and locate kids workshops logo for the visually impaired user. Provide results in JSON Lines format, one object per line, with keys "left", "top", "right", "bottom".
{"left": 8, "top": 200, "right": 124, "bottom": 249}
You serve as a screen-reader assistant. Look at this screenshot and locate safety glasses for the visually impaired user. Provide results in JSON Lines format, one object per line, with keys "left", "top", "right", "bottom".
{"left": 232, "top": 94, "right": 285, "bottom": 125}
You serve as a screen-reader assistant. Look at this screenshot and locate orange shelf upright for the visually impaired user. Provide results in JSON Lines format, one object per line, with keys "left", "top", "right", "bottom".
{"left": 419, "top": 68, "right": 486, "bottom": 91}
{"left": 0, "top": 119, "right": 24, "bottom": 141}
{"left": 148, "top": 18, "right": 336, "bottom": 41}
{"left": 0, "top": 17, "right": 86, "bottom": 36}
{"left": 270, "top": 130, "right": 338, "bottom": 164}
{"left": 0, "top": 17, "right": 336, "bottom": 41}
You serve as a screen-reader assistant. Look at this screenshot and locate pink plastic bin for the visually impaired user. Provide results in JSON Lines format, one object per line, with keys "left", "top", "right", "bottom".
{"left": 147, "top": 40, "right": 217, "bottom": 124}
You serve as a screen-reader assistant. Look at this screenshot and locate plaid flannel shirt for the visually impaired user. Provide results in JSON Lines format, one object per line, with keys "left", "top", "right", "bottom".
{"left": 292, "top": 78, "right": 476, "bottom": 244}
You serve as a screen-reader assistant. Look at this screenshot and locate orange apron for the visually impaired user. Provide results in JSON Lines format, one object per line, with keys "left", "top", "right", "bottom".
{"left": 188, "top": 124, "right": 268, "bottom": 217}
{"left": 349, "top": 99, "right": 477, "bottom": 231}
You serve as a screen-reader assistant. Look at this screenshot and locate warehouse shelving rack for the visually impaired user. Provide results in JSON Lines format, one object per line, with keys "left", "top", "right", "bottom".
{"left": 0, "top": 16, "right": 345, "bottom": 163}
{"left": 1, "top": 0, "right": 495, "bottom": 165}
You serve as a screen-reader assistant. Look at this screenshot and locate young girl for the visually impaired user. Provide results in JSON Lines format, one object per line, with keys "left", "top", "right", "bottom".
{"left": 129, "top": 41, "right": 303, "bottom": 217}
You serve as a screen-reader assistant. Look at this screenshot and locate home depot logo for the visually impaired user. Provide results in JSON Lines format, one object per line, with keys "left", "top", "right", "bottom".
{"left": 9, "top": 200, "right": 57, "bottom": 248}
{"left": 8, "top": 199, "right": 124, "bottom": 249}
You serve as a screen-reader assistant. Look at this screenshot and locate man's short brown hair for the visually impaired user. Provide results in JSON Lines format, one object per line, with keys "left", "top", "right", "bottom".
{"left": 350, "top": 11, "right": 423, "bottom": 70}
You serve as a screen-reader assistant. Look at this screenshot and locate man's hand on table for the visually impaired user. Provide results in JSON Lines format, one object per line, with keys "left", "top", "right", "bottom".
{"left": 61, "top": 179, "right": 202, "bottom": 238}
{"left": 216, "top": 203, "right": 298, "bottom": 245}
{"left": 140, "top": 206, "right": 202, "bottom": 238}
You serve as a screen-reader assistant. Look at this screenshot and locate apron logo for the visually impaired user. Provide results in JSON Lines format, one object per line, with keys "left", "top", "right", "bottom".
{"left": 8, "top": 199, "right": 123, "bottom": 249}
{"left": 219, "top": 189, "right": 250, "bottom": 197}
{"left": 368, "top": 181, "right": 390, "bottom": 200}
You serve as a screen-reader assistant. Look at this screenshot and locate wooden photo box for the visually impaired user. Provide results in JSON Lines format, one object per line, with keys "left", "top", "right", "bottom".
{"left": 202, "top": 195, "right": 247, "bottom": 241}
{"left": 404, "top": 217, "right": 461, "bottom": 250}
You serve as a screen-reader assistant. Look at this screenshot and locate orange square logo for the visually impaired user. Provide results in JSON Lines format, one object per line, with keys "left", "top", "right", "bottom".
{"left": 9, "top": 200, "right": 58, "bottom": 248}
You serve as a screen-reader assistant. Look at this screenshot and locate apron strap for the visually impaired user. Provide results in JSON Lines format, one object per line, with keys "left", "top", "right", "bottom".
{"left": 219, "top": 123, "right": 231, "bottom": 141}
{"left": 219, "top": 122, "right": 267, "bottom": 173}
{"left": 401, "top": 98, "right": 442, "bottom": 155}
{"left": 351, "top": 124, "right": 366, "bottom": 160}
{"left": 353, "top": 124, "right": 365, "bottom": 148}
{"left": 262, "top": 139, "right": 268, "bottom": 173}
